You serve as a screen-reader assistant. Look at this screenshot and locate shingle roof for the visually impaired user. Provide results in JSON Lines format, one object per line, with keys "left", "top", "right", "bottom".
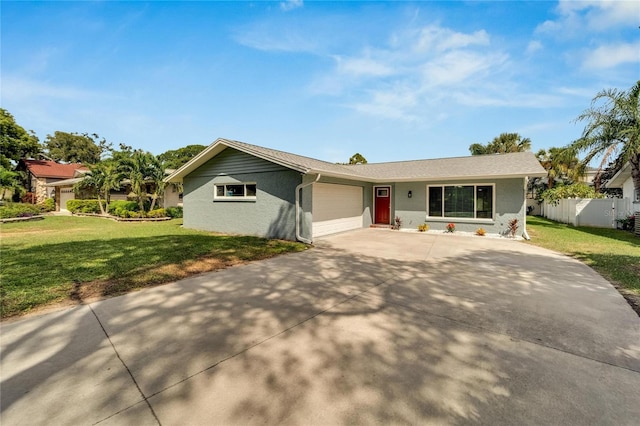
{"left": 349, "top": 151, "right": 547, "bottom": 181}
{"left": 22, "top": 160, "right": 88, "bottom": 179}
{"left": 166, "top": 138, "right": 547, "bottom": 183}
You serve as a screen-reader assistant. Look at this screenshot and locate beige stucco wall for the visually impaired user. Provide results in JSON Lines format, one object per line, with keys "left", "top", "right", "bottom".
{"left": 163, "top": 184, "right": 182, "bottom": 208}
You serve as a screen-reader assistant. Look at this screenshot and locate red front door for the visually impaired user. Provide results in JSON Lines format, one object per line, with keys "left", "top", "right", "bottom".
{"left": 374, "top": 186, "right": 391, "bottom": 224}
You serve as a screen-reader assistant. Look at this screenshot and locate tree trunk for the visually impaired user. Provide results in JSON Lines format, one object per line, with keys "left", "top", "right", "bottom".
{"left": 149, "top": 194, "right": 157, "bottom": 211}
{"left": 97, "top": 195, "right": 106, "bottom": 215}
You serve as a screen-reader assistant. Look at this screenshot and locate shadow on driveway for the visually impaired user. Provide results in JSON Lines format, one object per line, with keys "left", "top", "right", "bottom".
{"left": 2, "top": 230, "right": 639, "bottom": 425}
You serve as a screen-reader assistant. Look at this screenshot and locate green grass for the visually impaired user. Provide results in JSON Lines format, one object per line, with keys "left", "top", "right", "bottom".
{"left": 0, "top": 216, "right": 307, "bottom": 318}
{"left": 526, "top": 216, "right": 640, "bottom": 295}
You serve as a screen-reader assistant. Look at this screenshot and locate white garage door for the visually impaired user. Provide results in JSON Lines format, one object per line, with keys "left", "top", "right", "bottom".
{"left": 312, "top": 183, "right": 363, "bottom": 238}
{"left": 59, "top": 188, "right": 75, "bottom": 212}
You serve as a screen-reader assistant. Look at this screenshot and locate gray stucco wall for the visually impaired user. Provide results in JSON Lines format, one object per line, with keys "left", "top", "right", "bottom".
{"left": 182, "top": 148, "right": 302, "bottom": 240}
{"left": 394, "top": 178, "right": 526, "bottom": 235}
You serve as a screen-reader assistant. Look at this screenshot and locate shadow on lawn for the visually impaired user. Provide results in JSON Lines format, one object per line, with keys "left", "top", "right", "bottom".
{"left": 1, "top": 234, "right": 303, "bottom": 316}
{"left": 2, "top": 233, "right": 639, "bottom": 424}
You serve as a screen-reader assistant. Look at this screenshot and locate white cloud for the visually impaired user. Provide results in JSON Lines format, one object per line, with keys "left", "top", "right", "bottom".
{"left": 234, "top": 28, "right": 318, "bottom": 53}
{"left": 421, "top": 50, "right": 506, "bottom": 87}
{"left": 582, "top": 41, "right": 640, "bottom": 69}
{"left": 280, "top": 0, "right": 303, "bottom": 12}
{"left": 1, "top": 75, "right": 108, "bottom": 101}
{"left": 536, "top": 0, "right": 640, "bottom": 34}
{"left": 526, "top": 40, "right": 543, "bottom": 55}
{"left": 307, "top": 23, "right": 516, "bottom": 121}
{"left": 334, "top": 55, "right": 395, "bottom": 77}
{"left": 352, "top": 86, "right": 419, "bottom": 121}
{"left": 413, "top": 26, "right": 490, "bottom": 53}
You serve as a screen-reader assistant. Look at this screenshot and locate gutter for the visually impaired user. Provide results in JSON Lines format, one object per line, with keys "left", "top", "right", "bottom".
{"left": 522, "top": 177, "right": 531, "bottom": 240}
{"left": 295, "top": 174, "right": 321, "bottom": 244}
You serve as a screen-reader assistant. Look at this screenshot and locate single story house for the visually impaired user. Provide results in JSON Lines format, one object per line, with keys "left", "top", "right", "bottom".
{"left": 605, "top": 162, "right": 639, "bottom": 203}
{"left": 18, "top": 159, "right": 88, "bottom": 203}
{"left": 165, "top": 138, "right": 547, "bottom": 243}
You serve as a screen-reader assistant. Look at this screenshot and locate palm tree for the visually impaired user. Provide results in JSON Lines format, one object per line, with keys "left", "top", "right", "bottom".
{"left": 469, "top": 133, "right": 532, "bottom": 155}
{"left": 147, "top": 155, "right": 166, "bottom": 211}
{"left": 76, "top": 162, "right": 120, "bottom": 215}
{"left": 536, "top": 147, "right": 584, "bottom": 189}
{"left": 570, "top": 80, "right": 640, "bottom": 197}
{"left": 118, "top": 150, "right": 152, "bottom": 212}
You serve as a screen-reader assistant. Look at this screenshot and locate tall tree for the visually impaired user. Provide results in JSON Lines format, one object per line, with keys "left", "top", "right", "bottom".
{"left": 469, "top": 133, "right": 532, "bottom": 155}
{"left": 158, "top": 145, "right": 206, "bottom": 169}
{"left": 147, "top": 154, "right": 166, "bottom": 211}
{"left": 536, "top": 147, "right": 584, "bottom": 189}
{"left": 44, "top": 132, "right": 110, "bottom": 164}
{"left": 118, "top": 150, "right": 161, "bottom": 212}
{"left": 0, "top": 109, "right": 41, "bottom": 169}
{"left": 348, "top": 153, "right": 368, "bottom": 165}
{"left": 0, "top": 166, "right": 25, "bottom": 200}
{"left": 570, "top": 80, "right": 640, "bottom": 198}
{"left": 76, "top": 161, "right": 121, "bottom": 215}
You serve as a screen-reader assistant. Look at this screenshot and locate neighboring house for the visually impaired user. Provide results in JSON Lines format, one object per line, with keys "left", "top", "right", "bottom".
{"left": 18, "top": 159, "right": 88, "bottom": 203}
{"left": 165, "top": 138, "right": 547, "bottom": 242}
{"left": 580, "top": 167, "right": 600, "bottom": 186}
{"left": 45, "top": 169, "right": 182, "bottom": 212}
{"left": 605, "top": 162, "right": 639, "bottom": 203}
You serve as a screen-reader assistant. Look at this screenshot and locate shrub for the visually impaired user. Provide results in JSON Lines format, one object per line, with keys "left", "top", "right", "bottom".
{"left": 476, "top": 227, "right": 486, "bottom": 236}
{"left": 109, "top": 201, "right": 139, "bottom": 217}
{"left": 616, "top": 215, "right": 635, "bottom": 231}
{"left": 0, "top": 202, "right": 43, "bottom": 219}
{"left": 67, "top": 199, "right": 101, "bottom": 214}
{"left": 446, "top": 223, "right": 455, "bottom": 233}
{"left": 417, "top": 223, "right": 429, "bottom": 232}
{"left": 508, "top": 218, "right": 519, "bottom": 237}
{"left": 147, "top": 208, "right": 167, "bottom": 218}
{"left": 166, "top": 206, "right": 183, "bottom": 218}
{"left": 40, "top": 198, "right": 55, "bottom": 212}
{"left": 392, "top": 216, "right": 402, "bottom": 230}
{"left": 540, "top": 183, "right": 604, "bottom": 205}
{"left": 21, "top": 192, "right": 37, "bottom": 204}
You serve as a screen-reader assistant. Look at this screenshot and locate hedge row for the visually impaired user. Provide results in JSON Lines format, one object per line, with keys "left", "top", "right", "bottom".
{"left": 0, "top": 202, "right": 48, "bottom": 219}
{"left": 66, "top": 199, "right": 101, "bottom": 214}
{"left": 66, "top": 199, "right": 182, "bottom": 219}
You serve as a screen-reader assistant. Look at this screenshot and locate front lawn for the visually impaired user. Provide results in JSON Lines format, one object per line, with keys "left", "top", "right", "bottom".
{"left": 526, "top": 216, "right": 640, "bottom": 313}
{"left": 0, "top": 216, "right": 307, "bottom": 319}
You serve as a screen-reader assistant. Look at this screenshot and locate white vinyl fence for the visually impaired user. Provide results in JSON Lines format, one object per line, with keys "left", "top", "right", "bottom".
{"left": 542, "top": 198, "right": 632, "bottom": 228}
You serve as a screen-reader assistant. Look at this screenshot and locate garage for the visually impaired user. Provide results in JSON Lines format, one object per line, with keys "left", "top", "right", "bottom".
{"left": 312, "top": 183, "right": 363, "bottom": 238}
{"left": 59, "top": 188, "right": 75, "bottom": 211}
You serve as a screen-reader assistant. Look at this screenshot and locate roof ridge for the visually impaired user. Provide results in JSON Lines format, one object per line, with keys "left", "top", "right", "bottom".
{"left": 353, "top": 151, "right": 533, "bottom": 167}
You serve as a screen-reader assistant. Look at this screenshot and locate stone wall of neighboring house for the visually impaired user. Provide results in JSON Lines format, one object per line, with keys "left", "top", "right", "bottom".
{"left": 32, "top": 176, "right": 52, "bottom": 203}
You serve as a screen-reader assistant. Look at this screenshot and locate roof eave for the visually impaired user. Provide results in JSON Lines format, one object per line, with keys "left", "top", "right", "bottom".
{"left": 305, "top": 170, "right": 547, "bottom": 183}
{"left": 604, "top": 162, "right": 631, "bottom": 188}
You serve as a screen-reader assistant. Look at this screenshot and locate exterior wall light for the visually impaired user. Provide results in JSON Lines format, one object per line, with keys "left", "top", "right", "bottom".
{"left": 408, "top": 190, "right": 412, "bottom": 198}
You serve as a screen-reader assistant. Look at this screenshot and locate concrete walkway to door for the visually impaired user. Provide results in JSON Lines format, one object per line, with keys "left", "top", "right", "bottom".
{"left": 1, "top": 228, "right": 639, "bottom": 425}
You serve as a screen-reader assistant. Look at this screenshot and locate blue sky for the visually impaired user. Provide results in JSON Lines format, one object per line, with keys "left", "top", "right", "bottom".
{"left": 2, "top": 1, "right": 639, "bottom": 163}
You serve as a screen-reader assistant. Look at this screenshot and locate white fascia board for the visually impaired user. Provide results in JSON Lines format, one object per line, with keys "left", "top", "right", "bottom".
{"left": 306, "top": 171, "right": 546, "bottom": 184}
{"left": 604, "top": 163, "right": 631, "bottom": 188}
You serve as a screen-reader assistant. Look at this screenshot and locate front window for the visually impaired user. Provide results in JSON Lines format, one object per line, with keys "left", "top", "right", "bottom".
{"left": 428, "top": 184, "right": 494, "bottom": 219}
{"left": 214, "top": 183, "right": 257, "bottom": 200}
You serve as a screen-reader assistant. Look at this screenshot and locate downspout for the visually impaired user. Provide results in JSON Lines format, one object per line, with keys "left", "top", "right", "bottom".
{"left": 522, "top": 177, "right": 531, "bottom": 240}
{"left": 295, "top": 173, "right": 321, "bottom": 244}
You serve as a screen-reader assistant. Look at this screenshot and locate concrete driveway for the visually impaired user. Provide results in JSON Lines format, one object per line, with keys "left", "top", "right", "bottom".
{"left": 2, "top": 229, "right": 639, "bottom": 425}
